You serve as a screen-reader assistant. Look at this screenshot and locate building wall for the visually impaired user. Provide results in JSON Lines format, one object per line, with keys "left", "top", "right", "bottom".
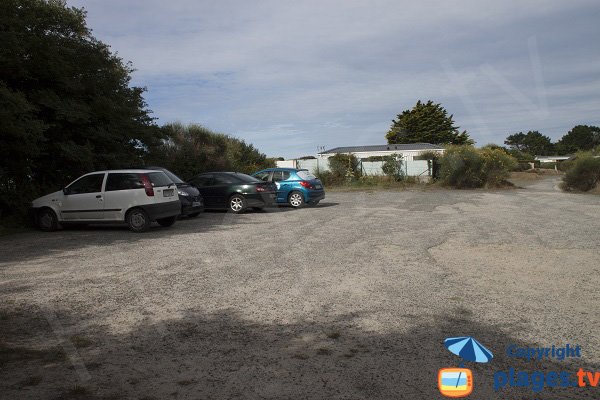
{"left": 317, "top": 148, "right": 444, "bottom": 161}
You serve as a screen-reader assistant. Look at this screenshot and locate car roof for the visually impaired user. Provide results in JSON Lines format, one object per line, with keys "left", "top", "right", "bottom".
{"left": 84, "top": 169, "right": 168, "bottom": 174}
{"left": 258, "top": 168, "right": 305, "bottom": 172}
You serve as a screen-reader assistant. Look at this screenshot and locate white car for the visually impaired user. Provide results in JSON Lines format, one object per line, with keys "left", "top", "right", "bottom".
{"left": 31, "top": 170, "right": 181, "bottom": 232}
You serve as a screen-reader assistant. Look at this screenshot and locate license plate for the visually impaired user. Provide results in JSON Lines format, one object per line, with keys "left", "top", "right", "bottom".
{"left": 163, "top": 189, "right": 174, "bottom": 197}
{"left": 315, "top": 185, "right": 322, "bottom": 189}
{"left": 192, "top": 201, "right": 201, "bottom": 207}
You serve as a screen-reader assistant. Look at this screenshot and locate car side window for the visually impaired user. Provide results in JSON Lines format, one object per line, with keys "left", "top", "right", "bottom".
{"left": 282, "top": 171, "right": 291, "bottom": 180}
{"left": 214, "top": 175, "right": 234, "bottom": 184}
{"left": 66, "top": 174, "right": 105, "bottom": 195}
{"left": 255, "top": 171, "right": 271, "bottom": 182}
{"left": 272, "top": 171, "right": 284, "bottom": 182}
{"left": 105, "top": 173, "right": 144, "bottom": 191}
{"left": 191, "top": 175, "right": 213, "bottom": 187}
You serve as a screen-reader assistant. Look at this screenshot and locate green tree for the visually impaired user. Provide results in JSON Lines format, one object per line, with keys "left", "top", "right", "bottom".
{"left": 0, "top": 0, "right": 160, "bottom": 218}
{"left": 148, "top": 123, "right": 274, "bottom": 180}
{"left": 504, "top": 131, "right": 553, "bottom": 156}
{"left": 555, "top": 125, "right": 600, "bottom": 154}
{"left": 385, "top": 100, "right": 473, "bottom": 145}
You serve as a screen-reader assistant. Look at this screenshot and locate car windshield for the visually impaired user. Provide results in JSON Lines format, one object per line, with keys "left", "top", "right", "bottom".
{"left": 297, "top": 170, "right": 317, "bottom": 180}
{"left": 159, "top": 169, "right": 184, "bottom": 184}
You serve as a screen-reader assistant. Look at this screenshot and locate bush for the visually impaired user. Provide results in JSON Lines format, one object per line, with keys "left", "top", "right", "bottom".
{"left": 439, "top": 146, "right": 517, "bottom": 188}
{"left": 381, "top": 155, "right": 404, "bottom": 181}
{"left": 327, "top": 154, "right": 361, "bottom": 181}
{"left": 561, "top": 154, "right": 600, "bottom": 191}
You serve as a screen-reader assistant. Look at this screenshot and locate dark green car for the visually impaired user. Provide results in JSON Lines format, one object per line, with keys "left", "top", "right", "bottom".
{"left": 187, "top": 172, "right": 277, "bottom": 213}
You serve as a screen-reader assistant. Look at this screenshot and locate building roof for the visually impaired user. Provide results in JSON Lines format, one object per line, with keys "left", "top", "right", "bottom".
{"left": 319, "top": 143, "right": 444, "bottom": 154}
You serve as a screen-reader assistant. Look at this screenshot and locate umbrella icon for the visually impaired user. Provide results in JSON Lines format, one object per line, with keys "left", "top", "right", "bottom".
{"left": 444, "top": 336, "right": 493, "bottom": 363}
{"left": 443, "top": 336, "right": 493, "bottom": 391}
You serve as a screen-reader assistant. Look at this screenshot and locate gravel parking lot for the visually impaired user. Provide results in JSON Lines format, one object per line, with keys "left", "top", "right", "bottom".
{"left": 1, "top": 177, "right": 599, "bottom": 399}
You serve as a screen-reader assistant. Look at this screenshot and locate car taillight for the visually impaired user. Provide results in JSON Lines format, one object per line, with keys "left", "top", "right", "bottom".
{"left": 299, "top": 181, "right": 313, "bottom": 189}
{"left": 139, "top": 174, "right": 154, "bottom": 196}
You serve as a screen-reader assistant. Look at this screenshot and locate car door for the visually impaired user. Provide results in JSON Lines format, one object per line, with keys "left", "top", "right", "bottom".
{"left": 103, "top": 172, "right": 144, "bottom": 221}
{"left": 272, "top": 170, "right": 292, "bottom": 201}
{"left": 189, "top": 174, "right": 215, "bottom": 207}
{"left": 211, "top": 174, "right": 234, "bottom": 207}
{"left": 60, "top": 173, "right": 106, "bottom": 220}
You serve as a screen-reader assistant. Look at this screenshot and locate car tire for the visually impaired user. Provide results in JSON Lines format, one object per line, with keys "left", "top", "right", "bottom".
{"left": 188, "top": 212, "right": 201, "bottom": 218}
{"left": 288, "top": 191, "right": 305, "bottom": 208}
{"left": 37, "top": 208, "right": 59, "bottom": 232}
{"left": 229, "top": 194, "right": 247, "bottom": 213}
{"left": 126, "top": 208, "right": 151, "bottom": 232}
{"left": 157, "top": 216, "right": 177, "bottom": 227}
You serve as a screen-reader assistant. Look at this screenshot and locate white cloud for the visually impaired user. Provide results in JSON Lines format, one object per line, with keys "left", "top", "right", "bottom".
{"left": 70, "top": 0, "right": 600, "bottom": 156}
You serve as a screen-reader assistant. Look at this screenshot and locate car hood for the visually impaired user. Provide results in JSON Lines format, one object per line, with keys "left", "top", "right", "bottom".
{"left": 176, "top": 183, "right": 200, "bottom": 196}
{"left": 32, "top": 190, "right": 63, "bottom": 207}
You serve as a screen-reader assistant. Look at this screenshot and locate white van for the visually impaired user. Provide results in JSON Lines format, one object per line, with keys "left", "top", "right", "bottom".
{"left": 31, "top": 170, "right": 181, "bottom": 232}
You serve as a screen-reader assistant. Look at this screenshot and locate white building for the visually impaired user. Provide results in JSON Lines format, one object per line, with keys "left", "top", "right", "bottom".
{"left": 534, "top": 155, "right": 571, "bottom": 163}
{"left": 317, "top": 143, "right": 445, "bottom": 161}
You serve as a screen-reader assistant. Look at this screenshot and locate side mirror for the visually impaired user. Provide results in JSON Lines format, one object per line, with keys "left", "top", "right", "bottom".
{"left": 62, "top": 187, "right": 69, "bottom": 195}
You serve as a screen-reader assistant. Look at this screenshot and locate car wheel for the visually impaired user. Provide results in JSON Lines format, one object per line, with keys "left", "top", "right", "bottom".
{"left": 126, "top": 208, "right": 151, "bottom": 232}
{"left": 157, "top": 216, "right": 177, "bottom": 227}
{"left": 288, "top": 191, "right": 305, "bottom": 208}
{"left": 229, "top": 194, "right": 247, "bottom": 213}
{"left": 37, "top": 208, "right": 59, "bottom": 232}
{"left": 188, "top": 212, "right": 201, "bottom": 218}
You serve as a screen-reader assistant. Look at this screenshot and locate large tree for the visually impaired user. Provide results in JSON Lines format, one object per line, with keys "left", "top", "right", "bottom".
{"left": 504, "top": 131, "right": 554, "bottom": 156}
{"left": 385, "top": 100, "right": 473, "bottom": 145}
{"left": 555, "top": 125, "right": 600, "bottom": 154}
{"left": 148, "top": 123, "right": 274, "bottom": 180}
{"left": 0, "top": 0, "right": 160, "bottom": 216}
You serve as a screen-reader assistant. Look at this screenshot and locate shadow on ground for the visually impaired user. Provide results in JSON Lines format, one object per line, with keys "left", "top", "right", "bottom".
{"left": 0, "top": 201, "right": 336, "bottom": 265}
{"left": 0, "top": 304, "right": 597, "bottom": 399}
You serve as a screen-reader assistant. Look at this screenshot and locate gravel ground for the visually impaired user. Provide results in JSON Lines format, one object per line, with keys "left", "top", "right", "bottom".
{"left": 1, "top": 177, "right": 599, "bottom": 399}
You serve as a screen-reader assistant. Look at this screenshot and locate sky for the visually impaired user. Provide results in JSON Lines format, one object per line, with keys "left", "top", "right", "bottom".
{"left": 69, "top": 0, "right": 600, "bottom": 158}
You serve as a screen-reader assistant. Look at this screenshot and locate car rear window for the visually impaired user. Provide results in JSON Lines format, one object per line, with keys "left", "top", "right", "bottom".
{"left": 106, "top": 173, "right": 144, "bottom": 191}
{"left": 147, "top": 172, "right": 173, "bottom": 187}
{"left": 297, "top": 170, "right": 316, "bottom": 180}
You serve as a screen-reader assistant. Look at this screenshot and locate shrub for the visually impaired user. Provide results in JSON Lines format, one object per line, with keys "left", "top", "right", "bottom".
{"left": 561, "top": 154, "right": 600, "bottom": 191}
{"left": 327, "top": 154, "right": 361, "bottom": 181}
{"left": 439, "top": 146, "right": 517, "bottom": 188}
{"left": 381, "top": 155, "right": 405, "bottom": 181}
{"left": 480, "top": 147, "right": 518, "bottom": 186}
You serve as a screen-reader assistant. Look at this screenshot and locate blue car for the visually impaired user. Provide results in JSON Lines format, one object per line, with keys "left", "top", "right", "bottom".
{"left": 252, "top": 168, "right": 325, "bottom": 207}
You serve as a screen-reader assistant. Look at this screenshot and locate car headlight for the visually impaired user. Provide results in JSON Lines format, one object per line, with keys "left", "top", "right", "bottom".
{"left": 177, "top": 190, "right": 189, "bottom": 196}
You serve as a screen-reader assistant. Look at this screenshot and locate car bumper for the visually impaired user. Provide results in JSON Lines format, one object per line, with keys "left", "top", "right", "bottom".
{"left": 180, "top": 196, "right": 204, "bottom": 215}
{"left": 141, "top": 200, "right": 181, "bottom": 221}
{"left": 306, "top": 190, "right": 325, "bottom": 203}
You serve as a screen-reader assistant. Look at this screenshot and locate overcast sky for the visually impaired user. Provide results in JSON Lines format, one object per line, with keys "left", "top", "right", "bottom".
{"left": 69, "top": 0, "right": 600, "bottom": 157}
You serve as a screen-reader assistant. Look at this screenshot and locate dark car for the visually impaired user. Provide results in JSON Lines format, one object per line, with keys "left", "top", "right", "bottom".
{"left": 187, "top": 172, "right": 276, "bottom": 213}
{"left": 139, "top": 167, "right": 204, "bottom": 217}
